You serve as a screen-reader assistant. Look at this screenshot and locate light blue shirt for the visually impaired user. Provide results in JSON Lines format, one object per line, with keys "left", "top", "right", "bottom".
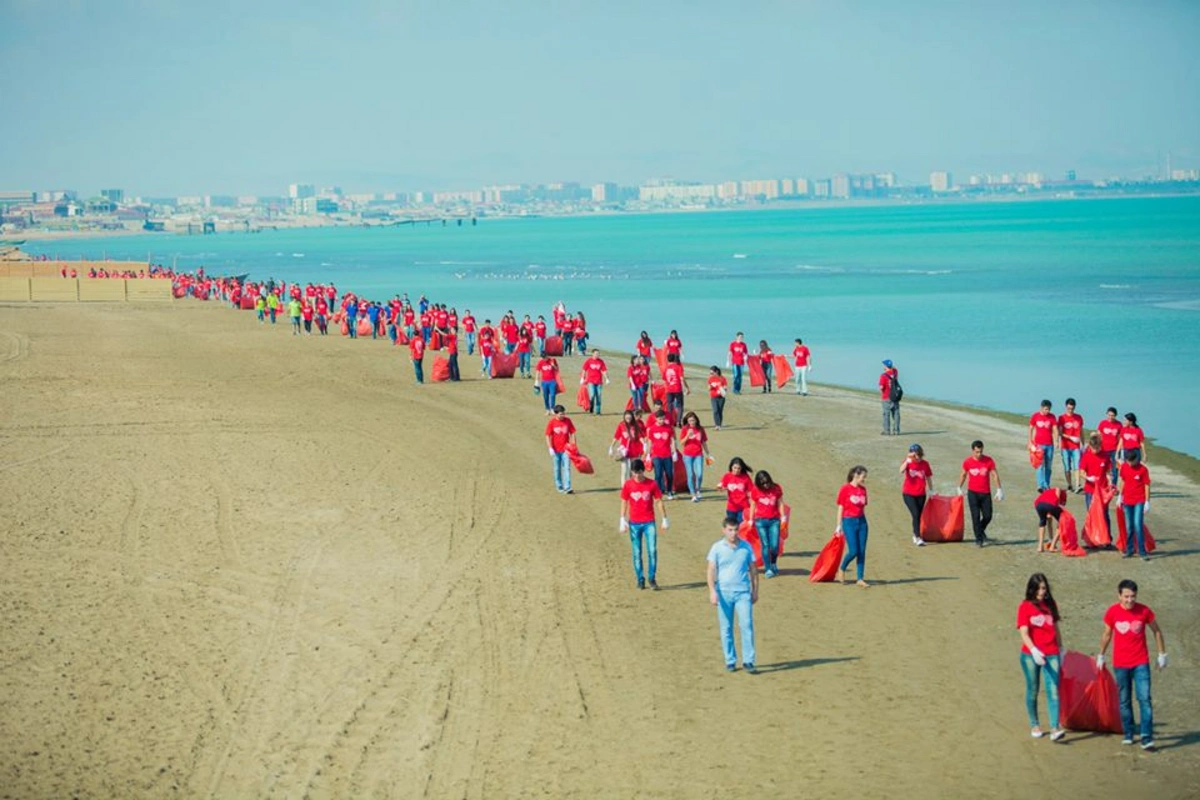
{"left": 707, "top": 538, "right": 754, "bottom": 593}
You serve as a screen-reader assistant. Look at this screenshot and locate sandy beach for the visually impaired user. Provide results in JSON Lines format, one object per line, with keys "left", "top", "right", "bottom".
{"left": 1, "top": 300, "right": 1197, "bottom": 799}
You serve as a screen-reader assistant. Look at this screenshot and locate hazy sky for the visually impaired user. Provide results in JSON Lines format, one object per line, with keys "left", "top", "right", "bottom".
{"left": 2, "top": 0, "right": 1198, "bottom": 196}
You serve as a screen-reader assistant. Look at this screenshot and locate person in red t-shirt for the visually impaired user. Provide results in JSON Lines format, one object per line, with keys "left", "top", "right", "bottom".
{"left": 1097, "top": 406, "right": 1123, "bottom": 485}
{"left": 678, "top": 411, "right": 711, "bottom": 502}
{"left": 443, "top": 328, "right": 460, "bottom": 382}
{"left": 757, "top": 340, "right": 774, "bottom": 394}
{"left": 619, "top": 458, "right": 669, "bottom": 590}
{"left": 646, "top": 411, "right": 677, "bottom": 499}
{"left": 409, "top": 334, "right": 426, "bottom": 384}
{"left": 958, "top": 440, "right": 1004, "bottom": 546}
{"left": 663, "top": 353, "right": 689, "bottom": 423}
{"left": 792, "top": 338, "right": 812, "bottom": 395}
{"left": 718, "top": 457, "right": 753, "bottom": 524}
{"left": 707, "top": 366, "right": 728, "bottom": 429}
{"left": 1017, "top": 573, "right": 1065, "bottom": 741}
{"left": 750, "top": 470, "right": 786, "bottom": 578}
{"left": 1117, "top": 450, "right": 1152, "bottom": 559}
{"left": 627, "top": 355, "right": 650, "bottom": 412}
{"left": 879, "top": 360, "right": 900, "bottom": 435}
{"left": 1029, "top": 399, "right": 1058, "bottom": 492}
{"left": 610, "top": 410, "right": 646, "bottom": 483}
{"left": 1080, "top": 433, "right": 1112, "bottom": 534}
{"left": 727, "top": 332, "right": 748, "bottom": 395}
{"left": 1033, "top": 487, "right": 1068, "bottom": 553}
{"left": 534, "top": 315, "right": 547, "bottom": 356}
{"left": 535, "top": 355, "right": 560, "bottom": 413}
{"left": 1098, "top": 579, "right": 1168, "bottom": 748}
{"left": 1057, "top": 398, "right": 1084, "bottom": 492}
{"left": 836, "top": 466, "right": 870, "bottom": 586}
{"left": 636, "top": 331, "right": 654, "bottom": 359}
{"left": 1117, "top": 412, "right": 1148, "bottom": 467}
{"left": 560, "top": 316, "right": 576, "bottom": 356}
{"left": 580, "top": 349, "right": 609, "bottom": 415}
{"left": 544, "top": 405, "right": 577, "bottom": 493}
{"left": 663, "top": 330, "right": 683, "bottom": 361}
{"left": 900, "top": 443, "right": 933, "bottom": 546}
{"left": 516, "top": 328, "right": 533, "bottom": 379}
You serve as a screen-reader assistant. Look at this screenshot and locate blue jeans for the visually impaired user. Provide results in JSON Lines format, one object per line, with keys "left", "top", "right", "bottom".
{"left": 716, "top": 589, "right": 755, "bottom": 668}
{"left": 482, "top": 356, "right": 492, "bottom": 376}
{"left": 466, "top": 331, "right": 476, "bottom": 355}
{"left": 587, "top": 382, "right": 602, "bottom": 414}
{"left": 652, "top": 456, "right": 673, "bottom": 496}
{"left": 794, "top": 365, "right": 809, "bottom": 394}
{"left": 1019, "top": 652, "right": 1061, "bottom": 728}
{"left": 1122, "top": 503, "right": 1148, "bottom": 556}
{"left": 551, "top": 450, "right": 572, "bottom": 492}
{"left": 1036, "top": 445, "right": 1054, "bottom": 490}
{"left": 628, "top": 522, "right": 658, "bottom": 582}
{"left": 881, "top": 401, "right": 900, "bottom": 434}
{"left": 347, "top": 315, "right": 357, "bottom": 338}
{"left": 1061, "top": 448, "right": 1080, "bottom": 473}
{"left": 412, "top": 359, "right": 423, "bottom": 383}
{"left": 840, "top": 516, "right": 869, "bottom": 580}
{"left": 683, "top": 454, "right": 704, "bottom": 496}
{"left": 519, "top": 351, "right": 531, "bottom": 375}
{"left": 731, "top": 363, "right": 744, "bottom": 394}
{"left": 1115, "top": 663, "right": 1153, "bottom": 741}
{"left": 631, "top": 384, "right": 647, "bottom": 411}
{"left": 541, "top": 381, "right": 558, "bottom": 411}
{"left": 755, "top": 518, "right": 780, "bottom": 572}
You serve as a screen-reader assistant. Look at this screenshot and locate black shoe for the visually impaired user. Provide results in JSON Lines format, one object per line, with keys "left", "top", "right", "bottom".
{"left": 649, "top": 579, "right": 659, "bottom": 591}
{"left": 637, "top": 578, "right": 646, "bottom": 590}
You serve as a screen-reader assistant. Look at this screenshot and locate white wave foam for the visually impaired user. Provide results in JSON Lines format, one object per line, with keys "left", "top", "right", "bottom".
{"left": 1099, "top": 284, "right": 1131, "bottom": 289}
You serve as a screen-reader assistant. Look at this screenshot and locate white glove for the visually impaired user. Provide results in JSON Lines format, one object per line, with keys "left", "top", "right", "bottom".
{"left": 619, "top": 516, "right": 628, "bottom": 532}
{"left": 1029, "top": 647, "right": 1046, "bottom": 666}
{"left": 956, "top": 487, "right": 964, "bottom": 496}
{"left": 661, "top": 517, "right": 670, "bottom": 530}
{"left": 1096, "top": 654, "right": 1105, "bottom": 669}
{"left": 835, "top": 525, "right": 843, "bottom": 534}
{"left": 548, "top": 448, "right": 556, "bottom": 456}
{"left": 1144, "top": 499, "right": 1151, "bottom": 514}
{"left": 1157, "top": 653, "right": 1168, "bottom": 669}
{"left": 994, "top": 487, "right": 1005, "bottom": 501}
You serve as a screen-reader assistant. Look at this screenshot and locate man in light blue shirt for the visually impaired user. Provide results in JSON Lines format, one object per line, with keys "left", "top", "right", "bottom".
{"left": 706, "top": 518, "right": 759, "bottom": 673}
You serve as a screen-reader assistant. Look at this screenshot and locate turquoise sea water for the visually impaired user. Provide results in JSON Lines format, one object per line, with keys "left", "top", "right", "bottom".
{"left": 28, "top": 197, "right": 1200, "bottom": 457}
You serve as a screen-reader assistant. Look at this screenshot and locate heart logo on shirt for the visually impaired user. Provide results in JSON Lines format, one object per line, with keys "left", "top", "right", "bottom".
{"left": 1115, "top": 621, "right": 1131, "bottom": 634}
{"left": 1030, "top": 615, "right": 1046, "bottom": 627}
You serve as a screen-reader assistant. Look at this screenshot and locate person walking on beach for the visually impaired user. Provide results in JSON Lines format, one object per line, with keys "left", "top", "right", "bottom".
{"left": 479, "top": 325, "right": 495, "bottom": 379}
{"left": 728, "top": 332, "right": 748, "bottom": 395}
{"left": 718, "top": 457, "right": 753, "bottom": 524}
{"left": 1118, "top": 412, "right": 1148, "bottom": 465}
{"left": 750, "top": 470, "right": 785, "bottom": 578}
{"left": 409, "top": 332, "right": 426, "bottom": 384}
{"left": 1029, "top": 399, "right": 1058, "bottom": 492}
{"left": 301, "top": 300, "right": 314, "bottom": 335}
{"left": 707, "top": 366, "right": 728, "bottom": 430}
{"left": 545, "top": 405, "right": 577, "bottom": 494}
{"left": 266, "top": 291, "right": 280, "bottom": 325}
{"left": 836, "top": 466, "right": 871, "bottom": 586}
{"left": 1098, "top": 579, "right": 1168, "bottom": 750}
{"left": 628, "top": 355, "right": 650, "bottom": 412}
{"left": 344, "top": 297, "right": 358, "bottom": 338}
{"left": 1117, "top": 449, "right": 1152, "bottom": 560}
{"left": 517, "top": 326, "right": 534, "bottom": 379}
{"left": 1080, "top": 433, "right": 1112, "bottom": 535}
{"left": 620, "top": 458, "right": 669, "bottom": 590}
{"left": 254, "top": 294, "right": 266, "bottom": 324}
{"left": 707, "top": 517, "right": 759, "bottom": 673}
{"left": 1017, "top": 573, "right": 1065, "bottom": 742}
{"left": 536, "top": 354, "right": 560, "bottom": 414}
{"left": 647, "top": 410, "right": 677, "bottom": 500}
{"left": 756, "top": 341, "right": 774, "bottom": 393}
{"left": 1034, "top": 488, "right": 1068, "bottom": 553}
{"left": 663, "top": 330, "right": 684, "bottom": 363}
{"left": 663, "top": 353, "right": 689, "bottom": 423}
{"left": 958, "top": 440, "right": 1004, "bottom": 547}
{"left": 900, "top": 443, "right": 933, "bottom": 546}
{"left": 678, "top": 411, "right": 711, "bottom": 502}
{"left": 288, "top": 297, "right": 303, "bottom": 335}
{"left": 580, "top": 349, "right": 609, "bottom": 415}
{"left": 1058, "top": 398, "right": 1084, "bottom": 492}
{"left": 879, "top": 360, "right": 901, "bottom": 435}
{"left": 792, "top": 338, "right": 812, "bottom": 395}
{"left": 610, "top": 410, "right": 646, "bottom": 484}
{"left": 444, "top": 327, "right": 461, "bottom": 382}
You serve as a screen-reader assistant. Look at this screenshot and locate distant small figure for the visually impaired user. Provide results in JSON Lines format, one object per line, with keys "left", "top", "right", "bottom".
{"left": 879, "top": 359, "right": 901, "bottom": 435}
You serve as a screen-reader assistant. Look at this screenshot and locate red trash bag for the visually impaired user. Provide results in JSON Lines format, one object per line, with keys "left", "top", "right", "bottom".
{"left": 430, "top": 356, "right": 450, "bottom": 382}
{"left": 747, "top": 359, "right": 765, "bottom": 388}
{"left": 1115, "top": 511, "right": 1157, "bottom": 553}
{"left": 356, "top": 317, "right": 372, "bottom": 337}
{"left": 773, "top": 355, "right": 794, "bottom": 389}
{"left": 378, "top": 319, "right": 388, "bottom": 338}
{"left": 654, "top": 348, "right": 669, "bottom": 379}
{"left": 651, "top": 381, "right": 667, "bottom": 405}
{"left": 564, "top": 443, "right": 594, "bottom": 475}
{"left": 172, "top": 286, "right": 187, "bottom": 298}
{"left": 671, "top": 452, "right": 689, "bottom": 494}
{"left": 625, "top": 392, "right": 651, "bottom": 413}
{"left": 1082, "top": 489, "right": 1113, "bottom": 548}
{"left": 919, "top": 494, "right": 965, "bottom": 542}
{"left": 1059, "top": 651, "right": 1122, "bottom": 733}
{"left": 809, "top": 532, "right": 846, "bottom": 583}
{"left": 576, "top": 383, "right": 592, "bottom": 411}
{"left": 395, "top": 331, "right": 409, "bottom": 346}
{"left": 1059, "top": 509, "right": 1086, "bottom": 557}
{"left": 490, "top": 352, "right": 519, "bottom": 379}
{"left": 735, "top": 517, "right": 788, "bottom": 568}
{"left": 554, "top": 375, "right": 565, "bottom": 394}
{"left": 239, "top": 295, "right": 255, "bottom": 310}
{"left": 339, "top": 320, "right": 350, "bottom": 336}
{"left": 1029, "top": 445, "right": 1044, "bottom": 468}
{"left": 429, "top": 330, "right": 442, "bottom": 350}
{"left": 543, "top": 335, "right": 564, "bottom": 356}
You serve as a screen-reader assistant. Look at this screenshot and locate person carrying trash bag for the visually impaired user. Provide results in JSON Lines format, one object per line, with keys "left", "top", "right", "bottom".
{"left": 1097, "top": 579, "right": 1168, "bottom": 750}
{"left": 1017, "top": 573, "right": 1066, "bottom": 742}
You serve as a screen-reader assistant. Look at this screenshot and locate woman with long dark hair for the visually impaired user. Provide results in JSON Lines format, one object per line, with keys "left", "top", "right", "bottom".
{"left": 1017, "top": 573, "right": 1064, "bottom": 741}
{"left": 749, "top": 470, "right": 785, "bottom": 578}
{"left": 836, "top": 466, "right": 870, "bottom": 586}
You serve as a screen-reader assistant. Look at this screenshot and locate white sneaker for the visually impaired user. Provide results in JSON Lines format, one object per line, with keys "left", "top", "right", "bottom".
{"left": 913, "top": 536, "right": 925, "bottom": 546}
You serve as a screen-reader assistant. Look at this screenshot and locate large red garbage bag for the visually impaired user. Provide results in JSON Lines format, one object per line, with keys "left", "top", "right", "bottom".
{"left": 543, "top": 335, "right": 564, "bottom": 356}
{"left": 1115, "top": 511, "right": 1157, "bottom": 553}
{"left": 736, "top": 517, "right": 789, "bottom": 569}
{"left": 554, "top": 375, "right": 565, "bottom": 394}
{"left": 773, "top": 355, "right": 793, "bottom": 389}
{"left": 491, "top": 352, "right": 518, "bottom": 379}
{"left": 395, "top": 331, "right": 409, "bottom": 346}
{"left": 429, "top": 330, "right": 442, "bottom": 350}
{"left": 576, "top": 384, "right": 591, "bottom": 411}
{"left": 920, "top": 495, "right": 964, "bottom": 542}
{"left": 239, "top": 295, "right": 255, "bottom": 310}
{"left": 747, "top": 359, "right": 765, "bottom": 388}
{"left": 431, "top": 356, "right": 450, "bottom": 382}
{"left": 356, "top": 317, "right": 372, "bottom": 337}
{"left": 1059, "top": 509, "right": 1086, "bottom": 557}
{"left": 651, "top": 381, "right": 667, "bottom": 405}
{"left": 377, "top": 319, "right": 387, "bottom": 338}
{"left": 1060, "top": 651, "right": 1122, "bottom": 733}
{"left": 564, "top": 444, "right": 594, "bottom": 475}
{"left": 625, "top": 392, "right": 651, "bottom": 413}
{"left": 339, "top": 320, "right": 350, "bottom": 336}
{"left": 173, "top": 286, "right": 187, "bottom": 298}
{"left": 809, "top": 532, "right": 846, "bottom": 583}
{"left": 671, "top": 452, "right": 689, "bottom": 494}
{"left": 654, "top": 348, "right": 669, "bottom": 379}
{"left": 1029, "top": 445, "right": 1044, "bottom": 468}
{"left": 1082, "top": 489, "right": 1113, "bottom": 548}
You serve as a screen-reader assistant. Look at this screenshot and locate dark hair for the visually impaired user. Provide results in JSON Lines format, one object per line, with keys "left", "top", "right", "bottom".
{"left": 670, "top": 329, "right": 678, "bottom": 337}
{"left": 1107, "top": 406, "right": 1118, "bottom": 415}
{"left": 754, "top": 470, "right": 774, "bottom": 490}
{"left": 971, "top": 440, "right": 984, "bottom": 450}
{"left": 1118, "top": 579, "right": 1138, "bottom": 594}
{"left": 728, "top": 456, "right": 750, "bottom": 473}
{"left": 1124, "top": 412, "right": 1139, "bottom": 427}
{"left": 723, "top": 515, "right": 740, "bottom": 528}
{"left": 1025, "top": 573, "right": 1060, "bottom": 621}
{"left": 1088, "top": 431, "right": 1102, "bottom": 449}
{"left": 710, "top": 365, "right": 722, "bottom": 375}
{"left": 630, "top": 355, "right": 639, "bottom": 366}
{"left": 846, "top": 465, "right": 868, "bottom": 483}
{"left": 553, "top": 404, "right": 565, "bottom": 413}
{"left": 1125, "top": 449, "right": 1142, "bottom": 464}
{"left": 630, "top": 458, "right": 646, "bottom": 473}
{"left": 1041, "top": 399, "right": 1052, "bottom": 409}
{"left": 684, "top": 411, "right": 701, "bottom": 427}
{"left": 795, "top": 338, "right": 803, "bottom": 344}
{"left": 759, "top": 339, "right": 769, "bottom": 350}
{"left": 1066, "top": 397, "right": 1076, "bottom": 406}
{"left": 909, "top": 444, "right": 924, "bottom": 458}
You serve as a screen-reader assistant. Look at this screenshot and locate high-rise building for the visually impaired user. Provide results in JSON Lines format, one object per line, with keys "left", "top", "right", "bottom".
{"left": 100, "top": 188, "right": 124, "bottom": 203}
{"left": 930, "top": 171, "right": 953, "bottom": 192}
{"left": 288, "top": 183, "right": 315, "bottom": 200}
{"left": 831, "top": 174, "right": 851, "bottom": 199}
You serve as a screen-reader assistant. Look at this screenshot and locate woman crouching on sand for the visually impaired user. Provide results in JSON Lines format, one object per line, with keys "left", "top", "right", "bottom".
{"left": 1034, "top": 487, "right": 1068, "bottom": 552}
{"left": 837, "top": 466, "right": 870, "bottom": 586}
{"left": 1017, "top": 572, "right": 1065, "bottom": 741}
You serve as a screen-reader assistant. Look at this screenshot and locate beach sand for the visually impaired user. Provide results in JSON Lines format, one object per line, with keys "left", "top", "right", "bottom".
{"left": 1, "top": 302, "right": 1197, "bottom": 799}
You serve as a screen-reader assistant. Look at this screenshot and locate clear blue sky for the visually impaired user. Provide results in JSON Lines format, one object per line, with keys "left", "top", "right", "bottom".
{"left": 2, "top": 0, "right": 1197, "bottom": 196}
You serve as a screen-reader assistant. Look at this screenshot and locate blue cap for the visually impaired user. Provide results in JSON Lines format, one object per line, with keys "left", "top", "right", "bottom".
{"left": 883, "top": 359, "right": 894, "bottom": 368}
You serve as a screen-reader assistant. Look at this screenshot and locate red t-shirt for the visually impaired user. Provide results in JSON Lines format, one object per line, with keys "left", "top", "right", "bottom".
{"left": 628, "top": 364, "right": 650, "bottom": 388}
{"left": 516, "top": 335, "right": 531, "bottom": 354}
{"left": 679, "top": 425, "right": 707, "bottom": 457}
{"left": 837, "top": 483, "right": 868, "bottom": 518}
{"left": 1097, "top": 419, "right": 1122, "bottom": 451}
{"left": 316, "top": 299, "right": 328, "bottom": 315}
{"left": 663, "top": 363, "right": 683, "bottom": 393}
{"left": 708, "top": 375, "right": 727, "bottom": 398}
{"left": 409, "top": 337, "right": 425, "bottom": 360}
{"left": 301, "top": 305, "right": 314, "bottom": 321}
{"left": 1033, "top": 488, "right": 1065, "bottom": 508}
{"left": 719, "top": 472, "right": 752, "bottom": 512}
{"left": 759, "top": 348, "right": 773, "bottom": 365}
{"left": 1119, "top": 426, "right": 1145, "bottom": 451}
{"left": 793, "top": 344, "right": 811, "bottom": 367}
{"left": 636, "top": 338, "right": 652, "bottom": 357}
{"left": 444, "top": 332, "right": 458, "bottom": 352}
{"left": 1029, "top": 412, "right": 1056, "bottom": 446}
{"left": 750, "top": 484, "right": 783, "bottom": 519}
{"left": 647, "top": 421, "right": 674, "bottom": 459}
{"left": 582, "top": 357, "right": 606, "bottom": 385}
{"left": 901, "top": 458, "right": 932, "bottom": 496}
{"left": 536, "top": 358, "right": 558, "bottom": 382}
{"left": 1080, "top": 449, "right": 1111, "bottom": 493}
{"left": 729, "top": 341, "right": 747, "bottom": 366}
{"left": 962, "top": 455, "right": 997, "bottom": 494}
{"left": 1058, "top": 413, "right": 1084, "bottom": 450}
{"left": 545, "top": 417, "right": 576, "bottom": 453}
{"left": 664, "top": 337, "right": 682, "bottom": 357}
{"left": 614, "top": 422, "right": 645, "bottom": 459}
{"left": 462, "top": 315, "right": 476, "bottom": 332}
{"left": 1104, "top": 602, "right": 1156, "bottom": 668}
{"left": 1017, "top": 600, "right": 1060, "bottom": 656}
{"left": 621, "top": 478, "right": 662, "bottom": 524}
{"left": 480, "top": 339, "right": 495, "bottom": 357}
{"left": 1119, "top": 462, "right": 1150, "bottom": 505}
{"left": 879, "top": 368, "right": 897, "bottom": 401}
{"left": 535, "top": 321, "right": 546, "bottom": 337}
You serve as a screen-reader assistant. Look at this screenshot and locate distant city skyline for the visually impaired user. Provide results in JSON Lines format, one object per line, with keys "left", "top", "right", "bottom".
{"left": 3, "top": 1, "right": 1198, "bottom": 196}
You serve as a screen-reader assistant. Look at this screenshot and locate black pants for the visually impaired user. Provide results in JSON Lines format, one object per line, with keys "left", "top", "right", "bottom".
{"left": 448, "top": 353, "right": 460, "bottom": 382}
{"left": 1035, "top": 502, "right": 1062, "bottom": 527}
{"left": 711, "top": 395, "right": 725, "bottom": 428}
{"left": 903, "top": 493, "right": 926, "bottom": 538}
{"left": 968, "top": 491, "right": 992, "bottom": 542}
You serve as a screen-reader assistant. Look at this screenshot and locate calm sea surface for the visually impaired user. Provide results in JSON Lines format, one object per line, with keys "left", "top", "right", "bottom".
{"left": 28, "top": 197, "right": 1200, "bottom": 457}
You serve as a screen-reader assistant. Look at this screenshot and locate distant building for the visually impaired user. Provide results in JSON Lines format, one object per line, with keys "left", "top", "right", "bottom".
{"left": 740, "top": 179, "right": 780, "bottom": 200}
{"left": 813, "top": 179, "right": 831, "bottom": 198}
{"left": 793, "top": 178, "right": 810, "bottom": 197}
{"left": 831, "top": 174, "right": 851, "bottom": 199}
{"left": 591, "top": 182, "right": 619, "bottom": 202}
{"left": 718, "top": 181, "right": 740, "bottom": 199}
{"left": 0, "top": 190, "right": 34, "bottom": 203}
{"left": 288, "top": 183, "right": 316, "bottom": 200}
{"left": 36, "top": 189, "right": 76, "bottom": 203}
{"left": 100, "top": 188, "right": 124, "bottom": 203}
{"left": 638, "top": 182, "right": 718, "bottom": 202}
{"left": 205, "top": 195, "right": 237, "bottom": 208}
{"left": 176, "top": 196, "right": 204, "bottom": 207}
{"left": 930, "top": 171, "right": 953, "bottom": 192}
{"left": 237, "top": 195, "right": 259, "bottom": 206}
